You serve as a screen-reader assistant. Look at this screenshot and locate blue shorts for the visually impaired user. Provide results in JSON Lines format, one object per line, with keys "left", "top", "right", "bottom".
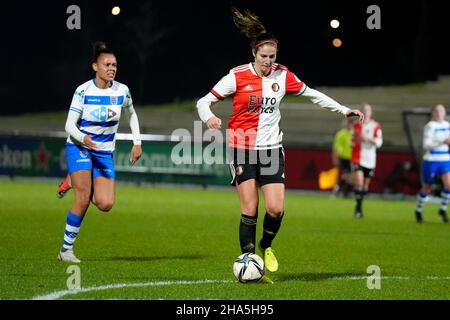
{"left": 66, "top": 143, "right": 115, "bottom": 179}
{"left": 422, "top": 160, "right": 450, "bottom": 185}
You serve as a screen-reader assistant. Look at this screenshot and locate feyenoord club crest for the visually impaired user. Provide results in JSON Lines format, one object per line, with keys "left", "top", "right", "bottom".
{"left": 236, "top": 165, "right": 244, "bottom": 176}
{"left": 272, "top": 83, "right": 280, "bottom": 92}
{"left": 110, "top": 96, "right": 118, "bottom": 105}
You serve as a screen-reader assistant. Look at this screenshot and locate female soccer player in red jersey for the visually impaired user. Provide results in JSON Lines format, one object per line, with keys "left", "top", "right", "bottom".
{"left": 350, "top": 104, "right": 383, "bottom": 219}
{"left": 197, "top": 8, "right": 364, "bottom": 272}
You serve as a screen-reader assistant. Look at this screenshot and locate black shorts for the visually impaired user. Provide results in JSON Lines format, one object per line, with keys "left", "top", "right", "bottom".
{"left": 351, "top": 163, "right": 375, "bottom": 178}
{"left": 229, "top": 148, "right": 285, "bottom": 186}
{"left": 340, "top": 159, "right": 351, "bottom": 173}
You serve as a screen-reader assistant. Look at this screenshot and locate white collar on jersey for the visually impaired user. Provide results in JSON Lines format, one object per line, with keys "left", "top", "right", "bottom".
{"left": 250, "top": 62, "right": 274, "bottom": 78}
{"left": 92, "top": 78, "right": 114, "bottom": 89}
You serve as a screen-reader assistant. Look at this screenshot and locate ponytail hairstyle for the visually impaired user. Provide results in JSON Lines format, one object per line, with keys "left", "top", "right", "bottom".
{"left": 92, "top": 41, "right": 115, "bottom": 63}
{"left": 231, "top": 7, "right": 278, "bottom": 52}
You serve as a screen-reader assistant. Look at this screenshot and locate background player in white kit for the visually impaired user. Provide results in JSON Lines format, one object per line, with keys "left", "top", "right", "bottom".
{"left": 197, "top": 7, "right": 364, "bottom": 273}
{"left": 57, "top": 42, "right": 142, "bottom": 263}
{"left": 351, "top": 104, "right": 383, "bottom": 218}
{"left": 414, "top": 104, "right": 450, "bottom": 224}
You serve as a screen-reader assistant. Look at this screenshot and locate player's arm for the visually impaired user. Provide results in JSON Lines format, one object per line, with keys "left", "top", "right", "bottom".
{"left": 197, "top": 93, "right": 222, "bottom": 130}
{"left": 423, "top": 124, "right": 449, "bottom": 149}
{"left": 65, "top": 89, "right": 97, "bottom": 150}
{"left": 286, "top": 71, "right": 364, "bottom": 122}
{"left": 372, "top": 126, "right": 383, "bottom": 148}
{"left": 332, "top": 149, "right": 340, "bottom": 167}
{"left": 197, "top": 72, "right": 236, "bottom": 130}
{"left": 361, "top": 124, "right": 383, "bottom": 148}
{"left": 332, "top": 133, "right": 342, "bottom": 167}
{"left": 301, "top": 86, "right": 364, "bottom": 121}
{"left": 123, "top": 91, "right": 142, "bottom": 165}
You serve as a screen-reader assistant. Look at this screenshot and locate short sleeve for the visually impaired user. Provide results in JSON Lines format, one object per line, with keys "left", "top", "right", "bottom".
{"left": 286, "top": 71, "right": 306, "bottom": 95}
{"left": 210, "top": 72, "right": 236, "bottom": 100}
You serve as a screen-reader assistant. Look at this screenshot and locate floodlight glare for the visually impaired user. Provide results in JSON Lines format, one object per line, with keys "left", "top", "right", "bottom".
{"left": 332, "top": 38, "right": 343, "bottom": 48}
{"left": 112, "top": 6, "right": 121, "bottom": 15}
{"left": 330, "top": 19, "right": 340, "bottom": 29}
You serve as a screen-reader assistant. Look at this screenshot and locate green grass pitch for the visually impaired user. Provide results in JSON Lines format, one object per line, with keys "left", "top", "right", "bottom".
{"left": 0, "top": 180, "right": 449, "bottom": 300}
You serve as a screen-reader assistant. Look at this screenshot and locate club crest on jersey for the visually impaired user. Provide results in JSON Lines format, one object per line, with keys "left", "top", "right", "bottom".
{"left": 74, "top": 90, "right": 84, "bottom": 102}
{"left": 90, "top": 106, "right": 117, "bottom": 122}
{"left": 272, "top": 83, "right": 280, "bottom": 92}
{"left": 79, "top": 150, "right": 88, "bottom": 158}
{"left": 110, "top": 96, "right": 118, "bottom": 105}
{"left": 235, "top": 165, "right": 244, "bottom": 176}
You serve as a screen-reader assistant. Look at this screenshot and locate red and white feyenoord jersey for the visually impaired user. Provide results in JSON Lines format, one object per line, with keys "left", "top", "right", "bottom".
{"left": 209, "top": 63, "right": 306, "bottom": 150}
{"left": 352, "top": 119, "right": 383, "bottom": 169}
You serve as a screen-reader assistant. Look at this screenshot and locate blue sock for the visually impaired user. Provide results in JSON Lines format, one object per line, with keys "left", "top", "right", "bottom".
{"left": 62, "top": 211, "right": 84, "bottom": 251}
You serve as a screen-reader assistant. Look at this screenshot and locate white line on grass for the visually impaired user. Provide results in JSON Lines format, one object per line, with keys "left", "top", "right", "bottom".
{"left": 329, "top": 276, "right": 450, "bottom": 281}
{"left": 426, "top": 276, "right": 450, "bottom": 280}
{"left": 32, "top": 279, "right": 232, "bottom": 300}
{"left": 32, "top": 276, "right": 450, "bottom": 300}
{"left": 330, "top": 276, "right": 410, "bottom": 281}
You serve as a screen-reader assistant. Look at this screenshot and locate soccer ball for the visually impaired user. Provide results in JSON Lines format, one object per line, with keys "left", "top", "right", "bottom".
{"left": 233, "top": 253, "right": 265, "bottom": 283}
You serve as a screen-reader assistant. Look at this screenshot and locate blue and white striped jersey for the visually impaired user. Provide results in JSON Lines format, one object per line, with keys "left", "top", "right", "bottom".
{"left": 423, "top": 120, "right": 450, "bottom": 162}
{"left": 66, "top": 79, "right": 135, "bottom": 152}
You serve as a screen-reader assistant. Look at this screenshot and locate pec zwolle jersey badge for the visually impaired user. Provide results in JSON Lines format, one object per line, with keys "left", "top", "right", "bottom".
{"left": 79, "top": 150, "right": 88, "bottom": 158}
{"left": 110, "top": 96, "right": 118, "bottom": 105}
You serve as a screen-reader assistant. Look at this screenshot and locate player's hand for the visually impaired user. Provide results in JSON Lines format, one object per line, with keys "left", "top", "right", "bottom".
{"left": 346, "top": 109, "right": 364, "bottom": 122}
{"left": 362, "top": 134, "right": 374, "bottom": 144}
{"left": 83, "top": 135, "right": 97, "bottom": 150}
{"left": 361, "top": 132, "right": 369, "bottom": 141}
{"left": 444, "top": 138, "right": 450, "bottom": 145}
{"left": 206, "top": 116, "right": 222, "bottom": 130}
{"left": 130, "top": 145, "right": 142, "bottom": 166}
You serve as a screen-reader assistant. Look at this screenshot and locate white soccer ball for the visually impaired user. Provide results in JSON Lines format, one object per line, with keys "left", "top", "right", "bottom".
{"left": 233, "top": 253, "right": 265, "bottom": 283}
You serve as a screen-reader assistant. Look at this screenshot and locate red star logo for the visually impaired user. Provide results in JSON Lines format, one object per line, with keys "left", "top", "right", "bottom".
{"left": 35, "top": 144, "right": 50, "bottom": 171}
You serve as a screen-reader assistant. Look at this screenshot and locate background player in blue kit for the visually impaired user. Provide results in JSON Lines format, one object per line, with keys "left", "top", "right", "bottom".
{"left": 57, "top": 42, "right": 142, "bottom": 262}
{"left": 414, "top": 104, "right": 450, "bottom": 224}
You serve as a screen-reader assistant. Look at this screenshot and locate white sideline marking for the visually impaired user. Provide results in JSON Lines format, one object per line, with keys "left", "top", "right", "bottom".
{"left": 32, "top": 279, "right": 232, "bottom": 300}
{"left": 330, "top": 276, "right": 409, "bottom": 281}
{"left": 329, "top": 276, "right": 450, "bottom": 281}
{"left": 32, "top": 276, "right": 450, "bottom": 300}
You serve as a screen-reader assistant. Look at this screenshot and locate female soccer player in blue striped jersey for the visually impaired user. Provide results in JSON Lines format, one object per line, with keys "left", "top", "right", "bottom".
{"left": 415, "top": 104, "right": 450, "bottom": 224}
{"left": 57, "top": 42, "right": 142, "bottom": 263}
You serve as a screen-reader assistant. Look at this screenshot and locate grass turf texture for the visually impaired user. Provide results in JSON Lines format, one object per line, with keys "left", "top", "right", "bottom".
{"left": 0, "top": 180, "right": 449, "bottom": 300}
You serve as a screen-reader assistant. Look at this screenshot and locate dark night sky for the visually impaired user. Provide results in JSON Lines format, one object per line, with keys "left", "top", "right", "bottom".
{"left": 0, "top": 0, "right": 449, "bottom": 115}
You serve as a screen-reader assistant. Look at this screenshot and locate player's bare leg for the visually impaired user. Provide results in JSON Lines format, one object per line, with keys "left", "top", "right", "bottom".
{"left": 69, "top": 170, "right": 92, "bottom": 214}
{"left": 92, "top": 177, "right": 115, "bottom": 212}
{"left": 58, "top": 170, "right": 92, "bottom": 263}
